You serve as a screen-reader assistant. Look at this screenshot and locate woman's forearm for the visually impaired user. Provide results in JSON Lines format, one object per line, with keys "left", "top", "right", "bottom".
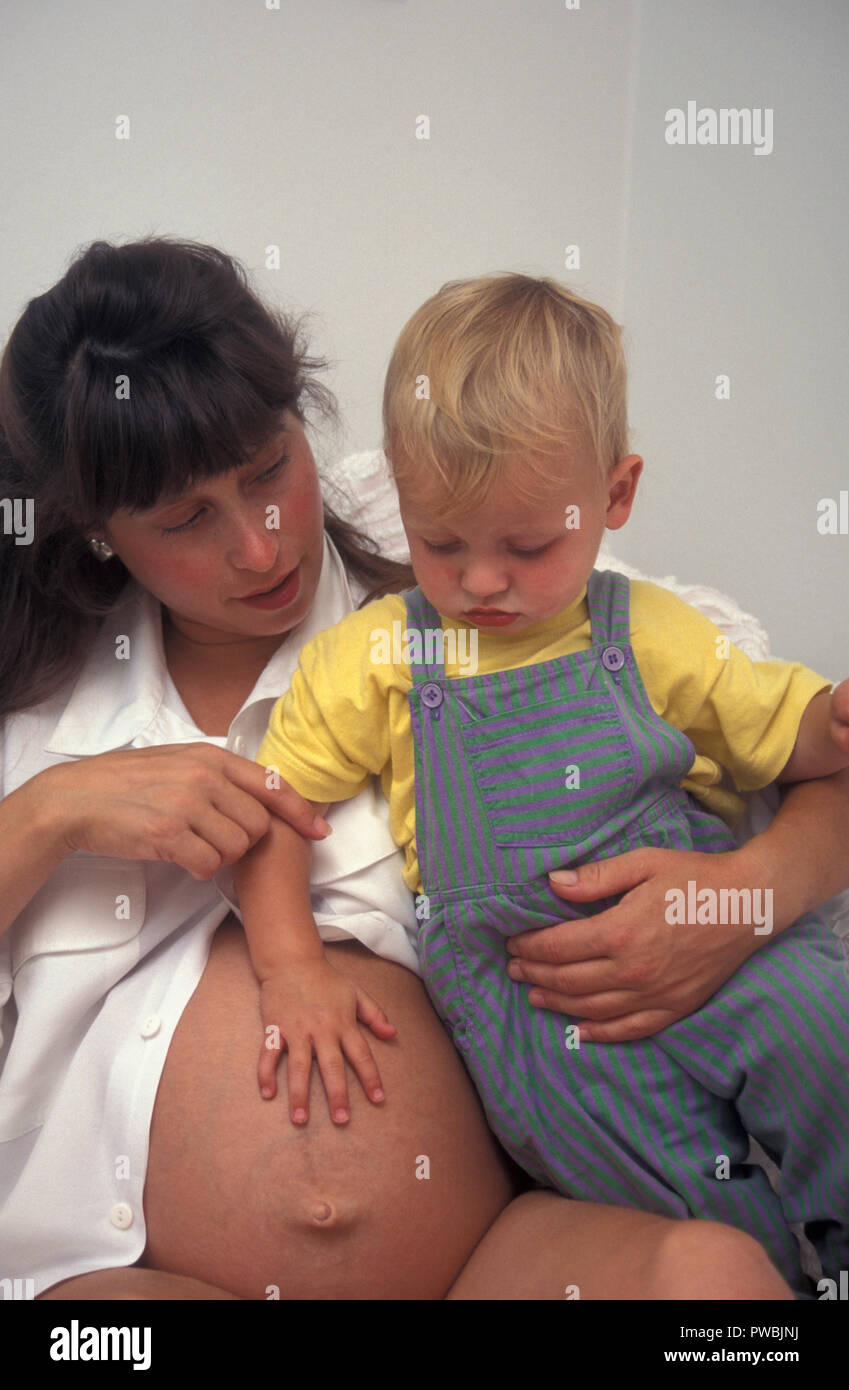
{"left": 737, "top": 767, "right": 849, "bottom": 933}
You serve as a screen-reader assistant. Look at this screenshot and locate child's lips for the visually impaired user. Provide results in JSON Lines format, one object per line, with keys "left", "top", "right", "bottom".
{"left": 464, "top": 608, "right": 519, "bottom": 626}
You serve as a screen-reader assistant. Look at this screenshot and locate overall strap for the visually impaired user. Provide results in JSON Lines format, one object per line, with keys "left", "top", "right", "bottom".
{"left": 401, "top": 585, "right": 449, "bottom": 685}
{"left": 586, "top": 568, "right": 632, "bottom": 648}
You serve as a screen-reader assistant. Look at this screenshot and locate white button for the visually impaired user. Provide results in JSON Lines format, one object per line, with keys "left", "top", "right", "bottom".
{"left": 110, "top": 1203, "right": 134, "bottom": 1230}
{"left": 140, "top": 1014, "right": 161, "bottom": 1038}
{"left": 233, "top": 736, "right": 246, "bottom": 754}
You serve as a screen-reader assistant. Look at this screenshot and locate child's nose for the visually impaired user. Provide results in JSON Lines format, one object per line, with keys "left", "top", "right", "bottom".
{"left": 460, "top": 558, "right": 510, "bottom": 598}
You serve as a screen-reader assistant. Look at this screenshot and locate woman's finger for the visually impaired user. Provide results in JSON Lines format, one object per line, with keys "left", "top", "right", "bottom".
{"left": 507, "top": 954, "right": 629, "bottom": 995}
{"left": 245, "top": 752, "right": 332, "bottom": 839}
{"left": 153, "top": 801, "right": 261, "bottom": 877}
{"left": 525, "top": 985, "right": 654, "bottom": 1019}
{"left": 506, "top": 914, "right": 618, "bottom": 965}
{"left": 546, "top": 849, "right": 659, "bottom": 903}
{"left": 166, "top": 745, "right": 329, "bottom": 846}
{"left": 576, "top": 1009, "right": 679, "bottom": 1043}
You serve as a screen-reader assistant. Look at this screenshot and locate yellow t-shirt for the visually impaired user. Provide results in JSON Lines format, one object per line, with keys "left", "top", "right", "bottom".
{"left": 256, "top": 581, "right": 831, "bottom": 893}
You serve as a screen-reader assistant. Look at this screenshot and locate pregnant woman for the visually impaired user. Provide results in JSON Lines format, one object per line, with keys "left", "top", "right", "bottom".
{"left": 1, "top": 238, "right": 846, "bottom": 1299}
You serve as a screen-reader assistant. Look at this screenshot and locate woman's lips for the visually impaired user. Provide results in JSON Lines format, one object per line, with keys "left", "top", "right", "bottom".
{"left": 236, "top": 566, "right": 301, "bottom": 610}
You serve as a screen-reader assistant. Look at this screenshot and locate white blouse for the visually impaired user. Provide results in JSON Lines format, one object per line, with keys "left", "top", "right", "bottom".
{"left": 0, "top": 532, "right": 418, "bottom": 1297}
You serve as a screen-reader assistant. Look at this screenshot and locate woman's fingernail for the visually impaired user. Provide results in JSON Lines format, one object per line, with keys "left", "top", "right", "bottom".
{"left": 507, "top": 961, "right": 522, "bottom": 980}
{"left": 293, "top": 1108, "right": 307, "bottom": 1124}
{"left": 372, "top": 1088, "right": 385, "bottom": 1102}
{"left": 549, "top": 869, "right": 578, "bottom": 884}
{"left": 333, "top": 1108, "right": 349, "bottom": 1124}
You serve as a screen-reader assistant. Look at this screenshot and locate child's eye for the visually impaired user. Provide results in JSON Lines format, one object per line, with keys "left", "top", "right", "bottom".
{"left": 510, "top": 542, "right": 554, "bottom": 557}
{"left": 423, "top": 539, "right": 459, "bottom": 553}
{"left": 160, "top": 457, "right": 288, "bottom": 535}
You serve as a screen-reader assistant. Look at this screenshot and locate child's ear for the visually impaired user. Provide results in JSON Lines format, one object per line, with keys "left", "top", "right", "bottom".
{"left": 604, "top": 455, "right": 642, "bottom": 531}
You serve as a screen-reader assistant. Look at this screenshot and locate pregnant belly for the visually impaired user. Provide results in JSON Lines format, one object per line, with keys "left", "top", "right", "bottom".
{"left": 142, "top": 917, "right": 516, "bottom": 1298}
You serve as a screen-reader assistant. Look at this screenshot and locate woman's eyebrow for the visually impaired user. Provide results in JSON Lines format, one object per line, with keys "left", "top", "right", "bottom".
{"left": 147, "top": 486, "right": 204, "bottom": 515}
{"left": 147, "top": 444, "right": 290, "bottom": 515}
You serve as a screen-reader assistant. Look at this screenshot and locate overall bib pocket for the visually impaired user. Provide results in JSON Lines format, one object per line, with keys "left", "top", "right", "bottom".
{"left": 458, "top": 688, "right": 636, "bottom": 849}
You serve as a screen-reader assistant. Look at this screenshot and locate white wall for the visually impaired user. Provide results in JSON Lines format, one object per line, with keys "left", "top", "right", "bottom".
{"left": 619, "top": 0, "right": 849, "bottom": 673}
{"left": 2, "top": 0, "right": 845, "bottom": 672}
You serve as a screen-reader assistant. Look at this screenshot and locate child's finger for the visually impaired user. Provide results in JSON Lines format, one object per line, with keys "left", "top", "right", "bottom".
{"left": 355, "top": 988, "right": 397, "bottom": 1040}
{"left": 314, "top": 1040, "right": 351, "bottom": 1124}
{"left": 285, "top": 1039, "right": 314, "bottom": 1125}
{"left": 342, "top": 1029, "right": 386, "bottom": 1105}
{"left": 257, "top": 1029, "right": 284, "bottom": 1100}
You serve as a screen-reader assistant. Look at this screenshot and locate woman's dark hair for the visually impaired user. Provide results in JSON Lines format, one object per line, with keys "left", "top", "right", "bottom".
{"left": 0, "top": 236, "right": 413, "bottom": 716}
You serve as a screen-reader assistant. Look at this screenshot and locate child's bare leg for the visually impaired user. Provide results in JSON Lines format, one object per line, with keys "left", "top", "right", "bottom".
{"left": 446, "top": 1190, "right": 793, "bottom": 1300}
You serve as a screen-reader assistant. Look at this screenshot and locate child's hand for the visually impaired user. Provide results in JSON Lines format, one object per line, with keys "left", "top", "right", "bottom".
{"left": 257, "top": 956, "right": 396, "bottom": 1124}
{"left": 830, "top": 679, "right": 849, "bottom": 754}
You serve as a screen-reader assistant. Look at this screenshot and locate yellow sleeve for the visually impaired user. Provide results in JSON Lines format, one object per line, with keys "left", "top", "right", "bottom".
{"left": 255, "top": 595, "right": 406, "bottom": 803}
{"left": 630, "top": 580, "right": 832, "bottom": 793}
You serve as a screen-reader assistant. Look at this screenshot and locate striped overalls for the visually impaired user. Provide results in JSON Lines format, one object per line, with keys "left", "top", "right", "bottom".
{"left": 406, "top": 570, "right": 849, "bottom": 1293}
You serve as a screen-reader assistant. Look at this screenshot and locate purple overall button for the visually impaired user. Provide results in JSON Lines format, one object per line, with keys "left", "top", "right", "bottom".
{"left": 601, "top": 645, "right": 625, "bottom": 672}
{"left": 421, "top": 681, "right": 444, "bottom": 708}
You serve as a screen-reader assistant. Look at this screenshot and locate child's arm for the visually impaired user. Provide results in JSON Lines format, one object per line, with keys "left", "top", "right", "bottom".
{"left": 777, "top": 678, "right": 849, "bottom": 782}
{"left": 232, "top": 808, "right": 396, "bottom": 1125}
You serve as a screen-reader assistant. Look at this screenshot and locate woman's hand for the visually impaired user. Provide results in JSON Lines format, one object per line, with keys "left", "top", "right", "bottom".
{"left": 35, "top": 742, "right": 330, "bottom": 879}
{"left": 257, "top": 955, "right": 396, "bottom": 1123}
{"left": 506, "top": 846, "right": 767, "bottom": 1042}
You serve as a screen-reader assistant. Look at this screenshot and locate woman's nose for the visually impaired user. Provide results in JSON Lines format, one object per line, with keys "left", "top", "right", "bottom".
{"left": 225, "top": 511, "right": 280, "bottom": 569}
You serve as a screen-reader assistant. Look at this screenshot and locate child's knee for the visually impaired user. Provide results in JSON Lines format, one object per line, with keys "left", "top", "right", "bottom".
{"left": 651, "top": 1220, "right": 794, "bottom": 1300}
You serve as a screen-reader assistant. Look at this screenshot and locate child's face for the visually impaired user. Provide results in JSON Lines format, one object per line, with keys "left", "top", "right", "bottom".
{"left": 399, "top": 445, "right": 642, "bottom": 634}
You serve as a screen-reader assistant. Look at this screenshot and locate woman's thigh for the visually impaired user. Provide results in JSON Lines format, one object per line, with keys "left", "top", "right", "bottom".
{"left": 142, "top": 917, "right": 517, "bottom": 1298}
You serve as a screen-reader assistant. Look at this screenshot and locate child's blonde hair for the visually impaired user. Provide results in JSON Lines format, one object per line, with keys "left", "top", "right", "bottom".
{"left": 382, "top": 273, "right": 629, "bottom": 514}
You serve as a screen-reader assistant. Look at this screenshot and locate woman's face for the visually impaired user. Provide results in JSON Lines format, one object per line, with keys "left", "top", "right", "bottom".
{"left": 102, "top": 412, "right": 325, "bottom": 645}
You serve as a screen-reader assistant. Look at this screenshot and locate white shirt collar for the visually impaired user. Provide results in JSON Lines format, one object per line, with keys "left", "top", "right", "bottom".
{"left": 44, "top": 534, "right": 357, "bottom": 756}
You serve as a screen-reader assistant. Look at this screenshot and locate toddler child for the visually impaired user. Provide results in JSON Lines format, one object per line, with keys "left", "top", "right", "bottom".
{"left": 234, "top": 274, "right": 849, "bottom": 1294}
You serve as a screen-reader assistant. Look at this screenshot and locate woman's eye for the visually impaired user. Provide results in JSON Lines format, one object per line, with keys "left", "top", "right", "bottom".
{"left": 257, "top": 456, "right": 288, "bottom": 482}
{"left": 162, "top": 510, "right": 203, "bottom": 535}
{"left": 160, "top": 457, "right": 288, "bottom": 535}
{"left": 423, "top": 539, "right": 459, "bottom": 553}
